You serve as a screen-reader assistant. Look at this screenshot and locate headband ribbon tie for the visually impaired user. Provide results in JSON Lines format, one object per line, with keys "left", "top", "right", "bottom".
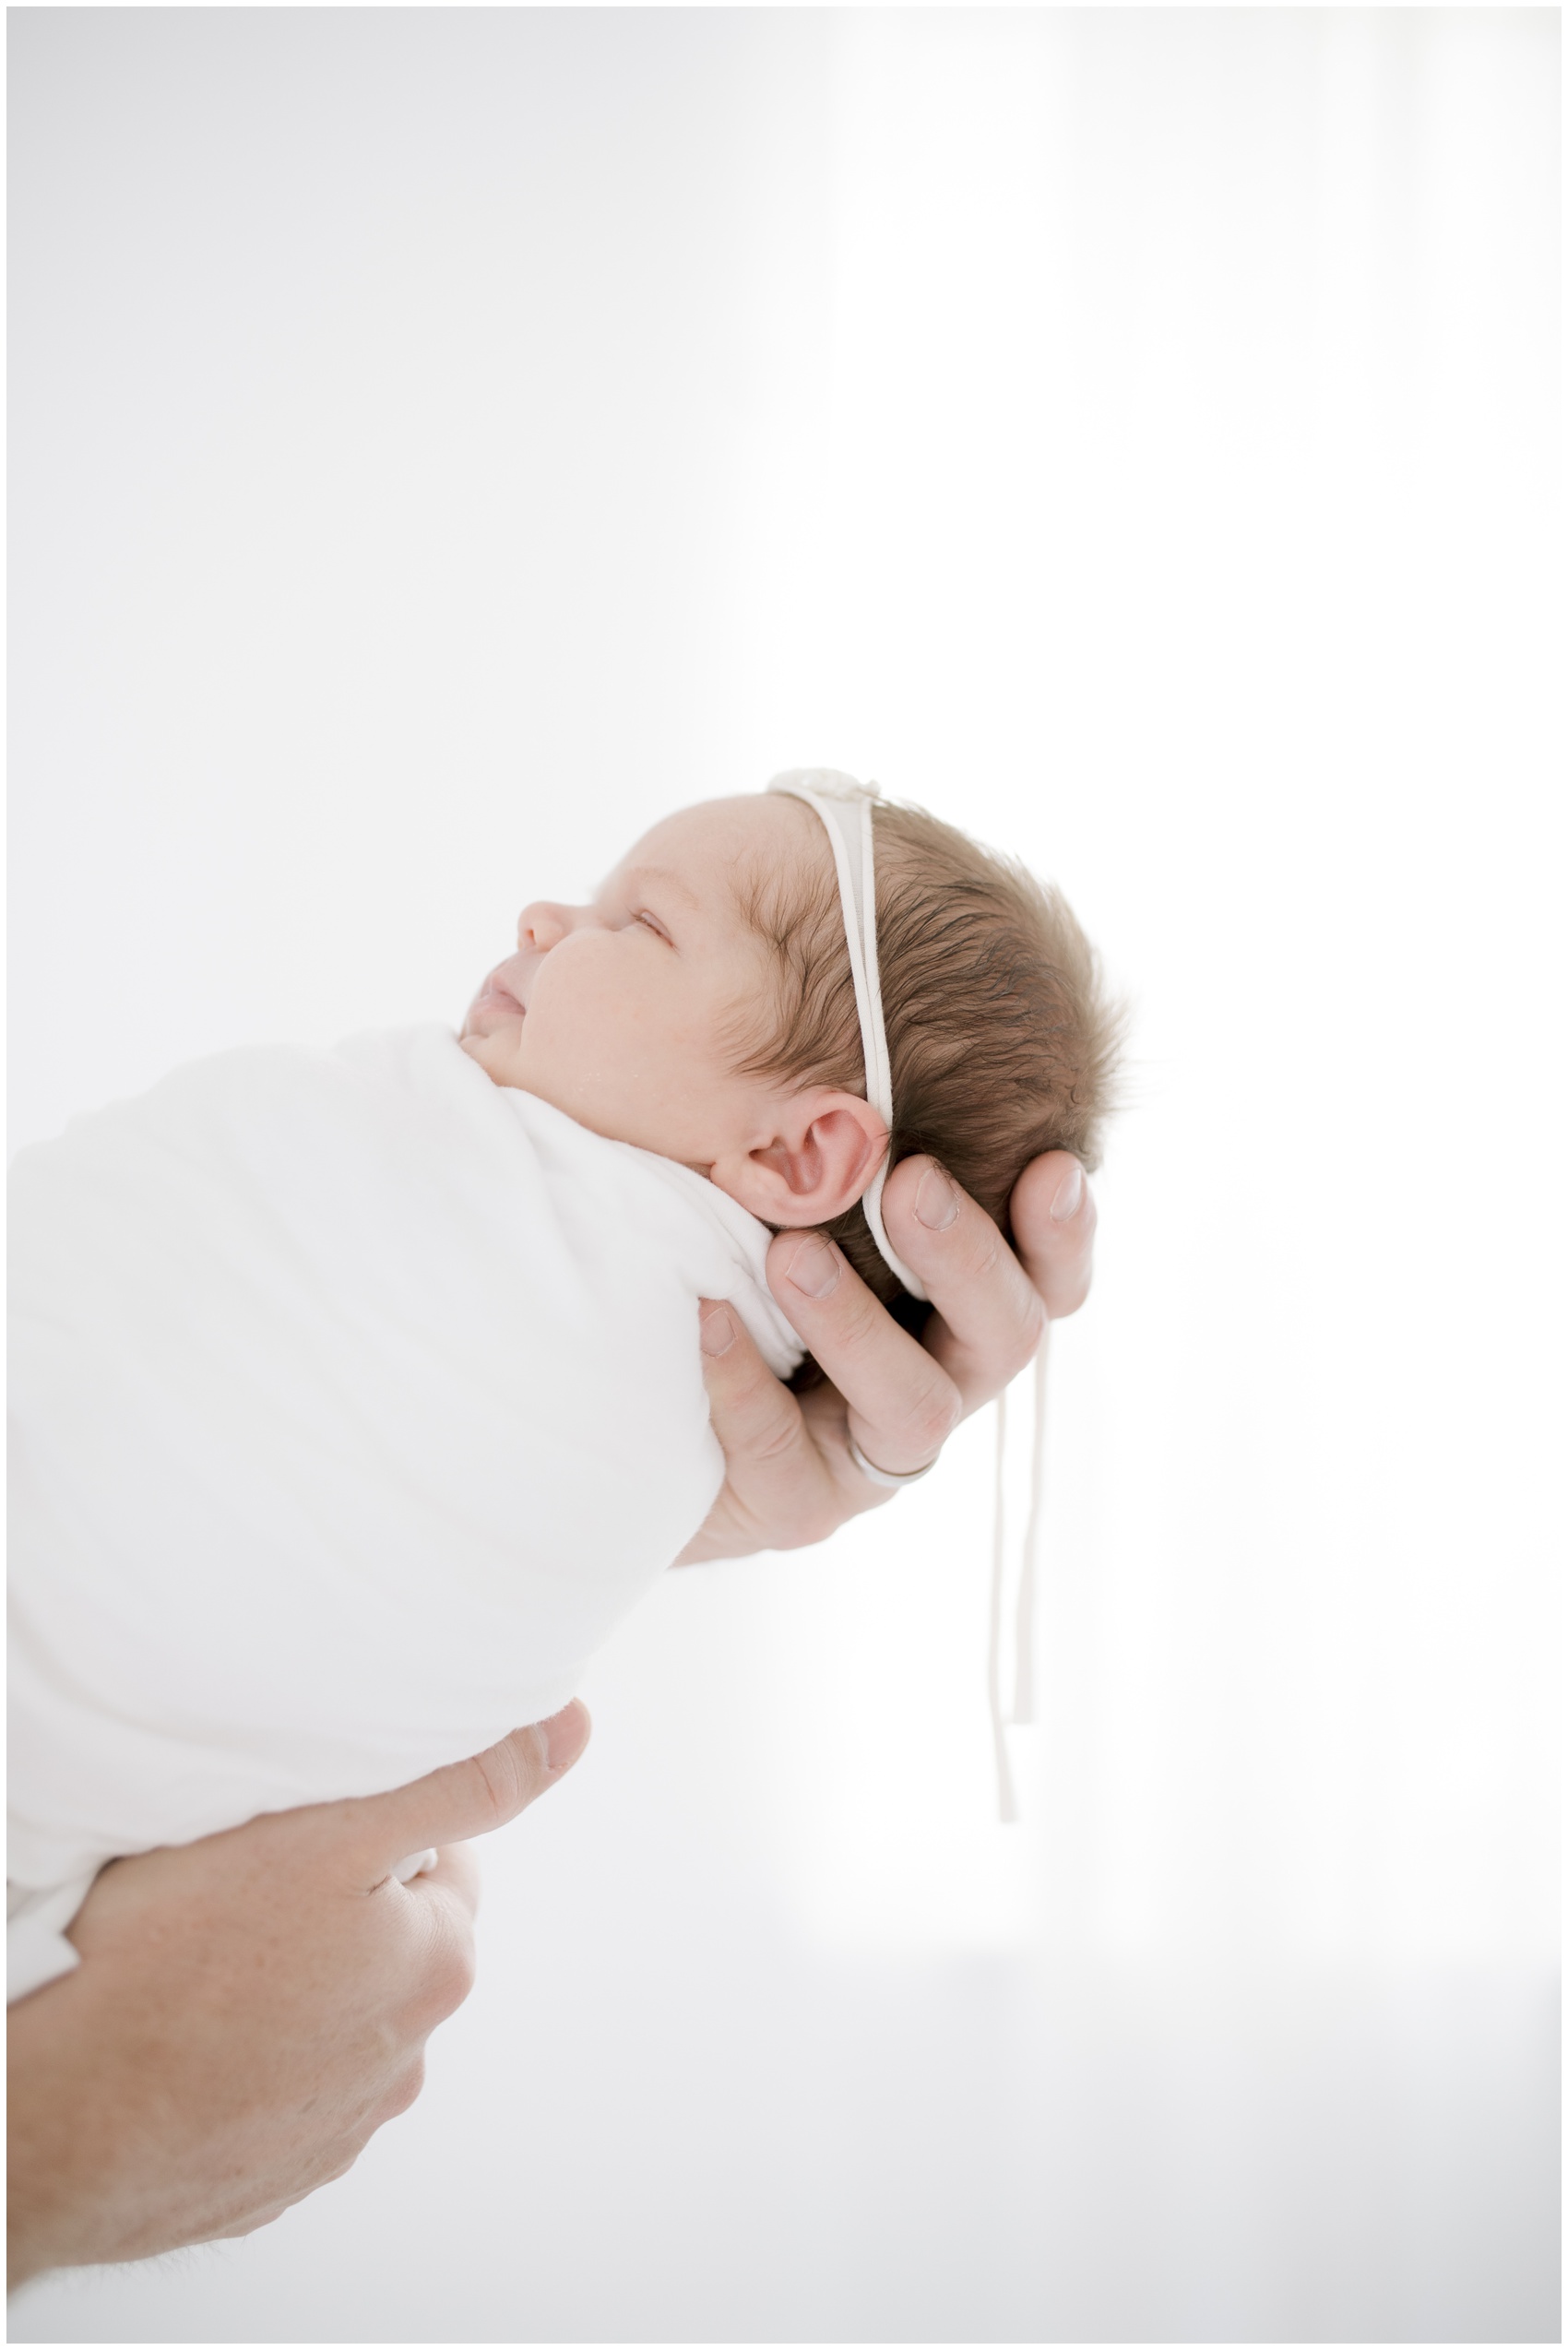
{"left": 766, "top": 771, "right": 928, "bottom": 1304}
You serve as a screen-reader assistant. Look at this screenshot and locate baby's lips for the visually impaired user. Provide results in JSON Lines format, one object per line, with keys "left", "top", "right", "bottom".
{"left": 466, "top": 961, "right": 529, "bottom": 1026}
{"left": 485, "top": 951, "right": 533, "bottom": 1013}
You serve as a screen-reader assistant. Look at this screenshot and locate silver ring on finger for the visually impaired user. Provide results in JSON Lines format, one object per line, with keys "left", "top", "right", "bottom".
{"left": 847, "top": 1432, "right": 938, "bottom": 1490}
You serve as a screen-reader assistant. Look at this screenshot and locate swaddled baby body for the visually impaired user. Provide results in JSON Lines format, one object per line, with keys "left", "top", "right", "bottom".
{"left": 8, "top": 777, "right": 1121, "bottom": 2000}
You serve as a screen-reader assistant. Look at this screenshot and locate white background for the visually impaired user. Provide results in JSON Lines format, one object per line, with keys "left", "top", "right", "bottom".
{"left": 9, "top": 8, "right": 1560, "bottom": 2341}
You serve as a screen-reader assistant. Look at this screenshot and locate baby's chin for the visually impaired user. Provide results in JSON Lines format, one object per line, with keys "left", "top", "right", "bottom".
{"left": 458, "top": 1027, "right": 521, "bottom": 1085}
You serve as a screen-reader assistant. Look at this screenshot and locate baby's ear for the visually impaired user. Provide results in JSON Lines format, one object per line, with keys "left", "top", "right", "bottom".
{"left": 712, "top": 1093, "right": 888, "bottom": 1227}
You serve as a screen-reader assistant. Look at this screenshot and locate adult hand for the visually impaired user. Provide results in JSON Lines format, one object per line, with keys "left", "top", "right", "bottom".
{"left": 6, "top": 1701, "right": 591, "bottom": 2291}
{"left": 681, "top": 1149, "right": 1095, "bottom": 1562}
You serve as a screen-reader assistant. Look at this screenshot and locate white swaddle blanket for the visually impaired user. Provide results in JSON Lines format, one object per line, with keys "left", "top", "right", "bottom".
{"left": 8, "top": 1022, "right": 802, "bottom": 2000}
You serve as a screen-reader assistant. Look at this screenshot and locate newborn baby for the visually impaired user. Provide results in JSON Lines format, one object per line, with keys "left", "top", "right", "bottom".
{"left": 8, "top": 774, "right": 1119, "bottom": 2000}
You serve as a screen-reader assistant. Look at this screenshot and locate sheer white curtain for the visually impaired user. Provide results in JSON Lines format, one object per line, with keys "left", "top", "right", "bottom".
{"left": 10, "top": 11, "right": 1558, "bottom": 2341}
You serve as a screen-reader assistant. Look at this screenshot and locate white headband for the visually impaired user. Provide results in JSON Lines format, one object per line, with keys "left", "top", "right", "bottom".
{"left": 766, "top": 771, "right": 929, "bottom": 1303}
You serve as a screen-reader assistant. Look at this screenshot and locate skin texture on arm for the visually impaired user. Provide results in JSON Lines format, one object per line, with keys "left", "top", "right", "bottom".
{"left": 6, "top": 1702, "right": 591, "bottom": 2292}
{"left": 680, "top": 1150, "right": 1096, "bottom": 1562}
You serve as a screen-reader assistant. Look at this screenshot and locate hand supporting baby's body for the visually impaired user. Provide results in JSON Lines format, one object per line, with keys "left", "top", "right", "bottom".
{"left": 8, "top": 1022, "right": 801, "bottom": 1999}
{"left": 7, "top": 1703, "right": 593, "bottom": 2288}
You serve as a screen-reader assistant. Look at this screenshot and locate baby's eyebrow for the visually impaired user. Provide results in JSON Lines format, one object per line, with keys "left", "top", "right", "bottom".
{"left": 618, "top": 862, "right": 701, "bottom": 909}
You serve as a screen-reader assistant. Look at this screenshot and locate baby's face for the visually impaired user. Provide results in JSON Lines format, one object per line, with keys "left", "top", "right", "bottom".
{"left": 461, "top": 794, "right": 819, "bottom": 1171}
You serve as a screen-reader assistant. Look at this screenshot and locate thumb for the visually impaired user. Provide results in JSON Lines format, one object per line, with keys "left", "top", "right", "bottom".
{"left": 341, "top": 1701, "right": 591, "bottom": 1877}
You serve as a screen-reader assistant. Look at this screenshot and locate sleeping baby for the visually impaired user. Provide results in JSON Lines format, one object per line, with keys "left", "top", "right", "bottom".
{"left": 7, "top": 773, "right": 1120, "bottom": 2000}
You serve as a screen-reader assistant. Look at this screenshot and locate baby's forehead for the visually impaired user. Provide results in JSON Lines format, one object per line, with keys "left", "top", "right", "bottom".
{"left": 623, "top": 792, "right": 826, "bottom": 897}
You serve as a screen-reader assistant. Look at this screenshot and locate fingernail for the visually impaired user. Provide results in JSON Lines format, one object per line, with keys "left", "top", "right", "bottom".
{"left": 1050, "top": 1162, "right": 1084, "bottom": 1221}
{"left": 914, "top": 1163, "right": 959, "bottom": 1230}
{"left": 541, "top": 1702, "right": 590, "bottom": 1774}
{"left": 784, "top": 1234, "right": 840, "bottom": 1299}
{"left": 700, "top": 1303, "right": 737, "bottom": 1357}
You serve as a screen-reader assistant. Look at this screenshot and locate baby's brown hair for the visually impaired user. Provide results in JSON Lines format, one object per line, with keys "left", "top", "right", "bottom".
{"left": 731, "top": 793, "right": 1124, "bottom": 1347}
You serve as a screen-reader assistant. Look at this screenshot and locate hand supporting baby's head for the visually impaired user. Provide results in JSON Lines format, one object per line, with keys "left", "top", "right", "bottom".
{"left": 461, "top": 785, "right": 1123, "bottom": 1290}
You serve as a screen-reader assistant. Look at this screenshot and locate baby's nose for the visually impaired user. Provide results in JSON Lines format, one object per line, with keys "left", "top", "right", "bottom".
{"left": 517, "top": 901, "right": 573, "bottom": 953}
